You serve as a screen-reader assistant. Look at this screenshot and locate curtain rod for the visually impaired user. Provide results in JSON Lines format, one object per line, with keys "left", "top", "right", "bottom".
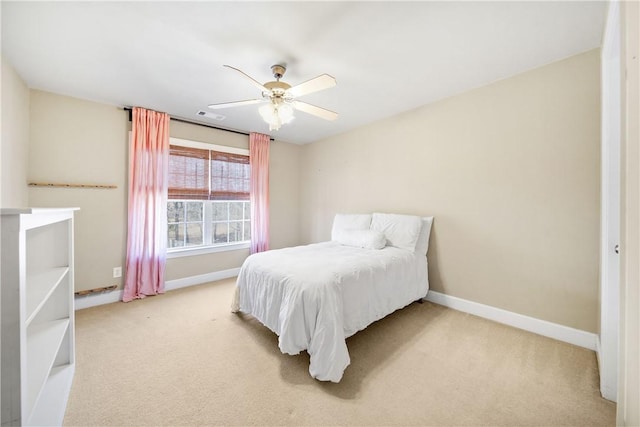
{"left": 123, "top": 107, "right": 274, "bottom": 141}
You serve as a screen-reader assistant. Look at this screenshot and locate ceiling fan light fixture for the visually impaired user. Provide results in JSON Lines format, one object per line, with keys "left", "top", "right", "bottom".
{"left": 259, "top": 102, "right": 294, "bottom": 131}
{"left": 217, "top": 64, "right": 338, "bottom": 130}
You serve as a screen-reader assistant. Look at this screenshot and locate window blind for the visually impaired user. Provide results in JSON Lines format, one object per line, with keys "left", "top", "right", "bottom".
{"left": 168, "top": 145, "right": 250, "bottom": 200}
{"left": 210, "top": 151, "right": 250, "bottom": 200}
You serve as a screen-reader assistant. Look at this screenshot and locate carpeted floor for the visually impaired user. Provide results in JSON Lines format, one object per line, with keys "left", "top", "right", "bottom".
{"left": 64, "top": 278, "right": 615, "bottom": 426}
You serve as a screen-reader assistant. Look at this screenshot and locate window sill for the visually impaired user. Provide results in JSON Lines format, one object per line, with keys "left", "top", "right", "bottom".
{"left": 167, "top": 242, "right": 250, "bottom": 259}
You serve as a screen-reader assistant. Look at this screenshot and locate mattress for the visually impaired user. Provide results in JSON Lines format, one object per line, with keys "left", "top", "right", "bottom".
{"left": 231, "top": 241, "right": 428, "bottom": 382}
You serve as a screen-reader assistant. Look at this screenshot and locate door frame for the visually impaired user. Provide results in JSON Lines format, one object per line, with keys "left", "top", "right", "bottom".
{"left": 599, "top": 0, "right": 621, "bottom": 402}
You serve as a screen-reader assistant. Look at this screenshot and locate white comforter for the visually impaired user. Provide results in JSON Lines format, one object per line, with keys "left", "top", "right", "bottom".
{"left": 231, "top": 241, "right": 428, "bottom": 382}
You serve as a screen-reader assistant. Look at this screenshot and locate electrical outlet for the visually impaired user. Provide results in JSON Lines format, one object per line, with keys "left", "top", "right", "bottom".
{"left": 113, "top": 267, "right": 122, "bottom": 278}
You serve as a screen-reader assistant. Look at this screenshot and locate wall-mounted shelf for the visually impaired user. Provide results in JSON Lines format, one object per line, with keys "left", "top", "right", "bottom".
{"left": 28, "top": 182, "right": 117, "bottom": 189}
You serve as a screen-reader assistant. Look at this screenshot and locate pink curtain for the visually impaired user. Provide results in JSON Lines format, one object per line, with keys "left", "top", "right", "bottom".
{"left": 123, "top": 107, "right": 170, "bottom": 302}
{"left": 249, "top": 132, "right": 270, "bottom": 254}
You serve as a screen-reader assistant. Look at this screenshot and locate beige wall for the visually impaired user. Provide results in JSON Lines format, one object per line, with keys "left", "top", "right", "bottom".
{"left": 28, "top": 90, "right": 128, "bottom": 293}
{"left": 300, "top": 49, "right": 601, "bottom": 332}
{"left": 27, "top": 91, "right": 301, "bottom": 291}
{"left": 268, "top": 139, "right": 301, "bottom": 249}
{"left": 19, "top": 50, "right": 605, "bottom": 334}
{"left": 1, "top": 58, "right": 30, "bottom": 208}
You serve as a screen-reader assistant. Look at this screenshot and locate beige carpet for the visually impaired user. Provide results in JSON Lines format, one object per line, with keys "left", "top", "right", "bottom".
{"left": 64, "top": 278, "right": 615, "bottom": 426}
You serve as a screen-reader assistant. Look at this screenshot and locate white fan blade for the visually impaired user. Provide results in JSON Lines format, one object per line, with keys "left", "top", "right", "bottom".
{"left": 208, "top": 99, "right": 265, "bottom": 109}
{"left": 224, "top": 65, "right": 270, "bottom": 93}
{"left": 287, "top": 74, "right": 336, "bottom": 98}
{"left": 293, "top": 101, "right": 338, "bottom": 121}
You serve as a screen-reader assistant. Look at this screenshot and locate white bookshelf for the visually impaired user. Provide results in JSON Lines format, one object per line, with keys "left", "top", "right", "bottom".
{"left": 1, "top": 208, "right": 78, "bottom": 427}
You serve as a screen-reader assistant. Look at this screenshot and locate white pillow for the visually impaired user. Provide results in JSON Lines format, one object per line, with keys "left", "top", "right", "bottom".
{"left": 370, "top": 213, "right": 422, "bottom": 252}
{"left": 331, "top": 214, "right": 372, "bottom": 241}
{"left": 334, "top": 229, "right": 386, "bottom": 250}
{"left": 414, "top": 217, "right": 434, "bottom": 255}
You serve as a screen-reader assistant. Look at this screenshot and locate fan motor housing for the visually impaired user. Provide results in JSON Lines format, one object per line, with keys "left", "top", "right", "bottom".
{"left": 271, "top": 64, "right": 286, "bottom": 79}
{"left": 264, "top": 80, "right": 291, "bottom": 97}
{"left": 265, "top": 81, "right": 291, "bottom": 91}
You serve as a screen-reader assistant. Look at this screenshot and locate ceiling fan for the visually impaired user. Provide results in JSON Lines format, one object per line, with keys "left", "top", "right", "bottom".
{"left": 208, "top": 64, "right": 338, "bottom": 131}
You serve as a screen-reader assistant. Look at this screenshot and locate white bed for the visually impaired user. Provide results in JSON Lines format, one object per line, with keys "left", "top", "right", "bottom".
{"left": 231, "top": 213, "right": 433, "bottom": 382}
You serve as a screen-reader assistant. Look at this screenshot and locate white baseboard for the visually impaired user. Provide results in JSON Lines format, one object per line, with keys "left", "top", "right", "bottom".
{"left": 164, "top": 268, "right": 240, "bottom": 292}
{"left": 74, "top": 268, "right": 240, "bottom": 310}
{"left": 425, "top": 290, "right": 597, "bottom": 351}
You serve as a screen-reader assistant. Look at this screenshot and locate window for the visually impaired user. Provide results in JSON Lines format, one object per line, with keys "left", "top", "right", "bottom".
{"left": 167, "top": 139, "right": 250, "bottom": 253}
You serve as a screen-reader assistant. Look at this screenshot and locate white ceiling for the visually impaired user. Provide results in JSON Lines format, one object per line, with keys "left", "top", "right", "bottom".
{"left": 2, "top": 1, "right": 605, "bottom": 144}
